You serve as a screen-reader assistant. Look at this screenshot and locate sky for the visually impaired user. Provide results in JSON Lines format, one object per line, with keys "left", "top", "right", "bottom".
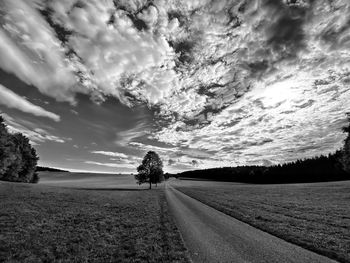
{"left": 0, "top": 0, "right": 350, "bottom": 173}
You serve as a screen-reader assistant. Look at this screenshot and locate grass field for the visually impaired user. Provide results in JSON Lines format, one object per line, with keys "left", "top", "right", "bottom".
{"left": 0, "top": 173, "right": 190, "bottom": 262}
{"left": 175, "top": 180, "right": 350, "bottom": 263}
{"left": 38, "top": 171, "right": 140, "bottom": 189}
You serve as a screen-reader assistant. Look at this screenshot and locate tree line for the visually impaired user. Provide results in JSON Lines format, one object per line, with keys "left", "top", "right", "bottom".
{"left": 0, "top": 115, "right": 39, "bottom": 183}
{"left": 177, "top": 115, "right": 350, "bottom": 184}
{"left": 177, "top": 152, "right": 349, "bottom": 183}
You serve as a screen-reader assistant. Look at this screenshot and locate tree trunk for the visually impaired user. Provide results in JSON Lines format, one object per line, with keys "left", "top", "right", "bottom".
{"left": 149, "top": 179, "right": 151, "bottom": 189}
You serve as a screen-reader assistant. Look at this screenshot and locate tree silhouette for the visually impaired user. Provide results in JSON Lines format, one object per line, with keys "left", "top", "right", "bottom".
{"left": 136, "top": 151, "right": 163, "bottom": 189}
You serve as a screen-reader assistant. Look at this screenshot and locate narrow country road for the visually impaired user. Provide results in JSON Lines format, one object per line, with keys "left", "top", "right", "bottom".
{"left": 165, "top": 182, "right": 337, "bottom": 263}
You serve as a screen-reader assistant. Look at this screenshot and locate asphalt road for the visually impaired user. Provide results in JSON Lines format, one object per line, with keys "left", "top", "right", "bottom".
{"left": 165, "top": 182, "right": 337, "bottom": 263}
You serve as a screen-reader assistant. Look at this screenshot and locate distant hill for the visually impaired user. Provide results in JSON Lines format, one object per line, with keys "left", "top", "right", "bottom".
{"left": 176, "top": 152, "right": 350, "bottom": 184}
{"left": 36, "top": 166, "right": 69, "bottom": 172}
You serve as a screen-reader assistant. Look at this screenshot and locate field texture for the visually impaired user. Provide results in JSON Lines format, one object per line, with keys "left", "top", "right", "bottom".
{"left": 38, "top": 171, "right": 139, "bottom": 189}
{"left": 0, "top": 181, "right": 189, "bottom": 262}
{"left": 175, "top": 180, "right": 350, "bottom": 263}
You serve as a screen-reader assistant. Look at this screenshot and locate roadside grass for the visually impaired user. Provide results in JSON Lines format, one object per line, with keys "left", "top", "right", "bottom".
{"left": 0, "top": 182, "right": 190, "bottom": 262}
{"left": 176, "top": 180, "right": 350, "bottom": 263}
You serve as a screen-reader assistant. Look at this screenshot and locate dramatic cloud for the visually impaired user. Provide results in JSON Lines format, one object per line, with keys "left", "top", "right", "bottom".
{"left": 0, "top": 0, "right": 79, "bottom": 103}
{"left": 0, "top": 84, "right": 60, "bottom": 121}
{"left": 1, "top": 0, "right": 350, "bottom": 171}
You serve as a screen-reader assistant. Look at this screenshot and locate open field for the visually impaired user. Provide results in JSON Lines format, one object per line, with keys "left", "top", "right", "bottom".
{"left": 174, "top": 179, "right": 350, "bottom": 263}
{"left": 0, "top": 173, "right": 189, "bottom": 262}
{"left": 38, "top": 171, "right": 140, "bottom": 189}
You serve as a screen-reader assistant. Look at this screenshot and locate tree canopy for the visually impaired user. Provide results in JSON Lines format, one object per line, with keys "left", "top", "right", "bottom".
{"left": 0, "top": 115, "right": 39, "bottom": 183}
{"left": 135, "top": 151, "right": 163, "bottom": 189}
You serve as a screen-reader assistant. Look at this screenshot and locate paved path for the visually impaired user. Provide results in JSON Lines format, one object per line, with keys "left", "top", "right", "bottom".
{"left": 165, "top": 183, "right": 337, "bottom": 263}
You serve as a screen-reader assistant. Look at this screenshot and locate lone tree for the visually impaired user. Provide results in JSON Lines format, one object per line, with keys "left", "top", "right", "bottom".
{"left": 135, "top": 151, "right": 163, "bottom": 189}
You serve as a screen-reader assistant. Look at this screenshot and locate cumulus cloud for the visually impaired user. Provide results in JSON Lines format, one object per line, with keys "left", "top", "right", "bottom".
{"left": 38, "top": 0, "right": 178, "bottom": 105}
{"left": 0, "top": 84, "right": 60, "bottom": 121}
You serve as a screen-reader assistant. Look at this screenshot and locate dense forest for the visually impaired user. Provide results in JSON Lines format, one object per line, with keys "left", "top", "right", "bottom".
{"left": 0, "top": 115, "right": 39, "bottom": 183}
{"left": 177, "top": 152, "right": 349, "bottom": 183}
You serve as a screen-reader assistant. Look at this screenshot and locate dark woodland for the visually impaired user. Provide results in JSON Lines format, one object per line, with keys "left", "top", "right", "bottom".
{"left": 177, "top": 152, "right": 349, "bottom": 184}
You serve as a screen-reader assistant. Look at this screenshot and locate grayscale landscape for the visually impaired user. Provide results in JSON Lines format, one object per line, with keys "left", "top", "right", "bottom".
{"left": 1, "top": 0, "right": 350, "bottom": 262}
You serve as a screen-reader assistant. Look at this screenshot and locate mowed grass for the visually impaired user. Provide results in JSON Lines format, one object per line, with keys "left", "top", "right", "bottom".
{"left": 0, "top": 181, "right": 190, "bottom": 262}
{"left": 175, "top": 180, "right": 350, "bottom": 263}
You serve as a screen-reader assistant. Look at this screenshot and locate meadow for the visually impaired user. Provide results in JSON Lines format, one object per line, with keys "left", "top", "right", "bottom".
{"left": 0, "top": 172, "right": 189, "bottom": 262}
{"left": 174, "top": 179, "right": 350, "bottom": 263}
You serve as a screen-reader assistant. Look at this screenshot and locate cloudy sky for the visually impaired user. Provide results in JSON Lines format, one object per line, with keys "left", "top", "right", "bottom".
{"left": 0, "top": 0, "right": 350, "bottom": 173}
